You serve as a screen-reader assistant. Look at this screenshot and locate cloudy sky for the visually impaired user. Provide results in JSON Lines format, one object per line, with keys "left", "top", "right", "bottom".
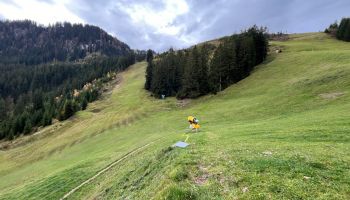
{"left": 0, "top": 0, "right": 349, "bottom": 51}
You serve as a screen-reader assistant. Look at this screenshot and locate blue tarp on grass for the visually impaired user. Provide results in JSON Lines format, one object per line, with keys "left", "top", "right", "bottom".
{"left": 173, "top": 141, "right": 189, "bottom": 148}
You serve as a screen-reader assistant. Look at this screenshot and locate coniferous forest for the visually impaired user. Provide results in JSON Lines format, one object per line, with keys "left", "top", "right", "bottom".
{"left": 145, "top": 26, "right": 268, "bottom": 99}
{"left": 325, "top": 18, "right": 350, "bottom": 41}
{"left": 0, "top": 20, "right": 138, "bottom": 140}
{"left": 0, "top": 20, "right": 131, "bottom": 64}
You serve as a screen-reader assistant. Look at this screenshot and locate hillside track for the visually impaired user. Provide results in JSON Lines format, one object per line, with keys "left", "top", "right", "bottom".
{"left": 60, "top": 136, "right": 164, "bottom": 200}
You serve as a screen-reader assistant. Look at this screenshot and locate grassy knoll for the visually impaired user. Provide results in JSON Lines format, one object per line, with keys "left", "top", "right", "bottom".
{"left": 1, "top": 33, "right": 349, "bottom": 199}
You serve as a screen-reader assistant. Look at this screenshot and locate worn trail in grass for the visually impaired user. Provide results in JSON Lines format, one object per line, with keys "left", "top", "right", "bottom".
{"left": 1, "top": 33, "right": 350, "bottom": 199}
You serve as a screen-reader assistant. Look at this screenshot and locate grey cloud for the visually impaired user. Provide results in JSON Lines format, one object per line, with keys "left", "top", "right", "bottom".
{"left": 67, "top": 0, "right": 187, "bottom": 51}
{"left": 65, "top": 0, "right": 350, "bottom": 51}
{"left": 174, "top": 0, "right": 350, "bottom": 43}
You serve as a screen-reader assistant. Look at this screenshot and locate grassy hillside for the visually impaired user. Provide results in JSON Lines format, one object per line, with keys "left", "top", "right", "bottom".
{"left": 0, "top": 32, "right": 349, "bottom": 199}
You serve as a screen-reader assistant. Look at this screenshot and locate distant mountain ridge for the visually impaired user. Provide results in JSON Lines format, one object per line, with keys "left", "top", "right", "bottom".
{"left": 0, "top": 20, "right": 131, "bottom": 65}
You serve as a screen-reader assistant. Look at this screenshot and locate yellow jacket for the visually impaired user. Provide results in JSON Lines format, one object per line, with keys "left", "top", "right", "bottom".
{"left": 188, "top": 116, "right": 194, "bottom": 123}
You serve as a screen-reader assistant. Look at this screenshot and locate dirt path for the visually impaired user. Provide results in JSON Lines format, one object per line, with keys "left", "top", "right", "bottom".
{"left": 60, "top": 137, "right": 163, "bottom": 200}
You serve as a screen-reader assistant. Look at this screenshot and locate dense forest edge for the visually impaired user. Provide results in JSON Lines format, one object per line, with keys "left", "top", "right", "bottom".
{"left": 325, "top": 17, "right": 350, "bottom": 41}
{"left": 145, "top": 26, "right": 268, "bottom": 99}
{"left": 0, "top": 20, "right": 145, "bottom": 140}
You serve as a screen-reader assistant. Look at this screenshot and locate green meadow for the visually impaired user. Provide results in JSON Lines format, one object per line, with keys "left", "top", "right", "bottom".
{"left": 0, "top": 32, "right": 349, "bottom": 199}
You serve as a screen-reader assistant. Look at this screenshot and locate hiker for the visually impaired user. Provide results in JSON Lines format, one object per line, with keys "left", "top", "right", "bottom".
{"left": 187, "top": 116, "right": 200, "bottom": 132}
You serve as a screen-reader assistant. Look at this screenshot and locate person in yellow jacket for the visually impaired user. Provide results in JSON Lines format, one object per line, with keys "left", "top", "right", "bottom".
{"left": 187, "top": 116, "right": 200, "bottom": 132}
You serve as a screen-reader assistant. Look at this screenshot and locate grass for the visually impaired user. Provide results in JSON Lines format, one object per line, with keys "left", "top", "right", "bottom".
{"left": 0, "top": 32, "right": 349, "bottom": 199}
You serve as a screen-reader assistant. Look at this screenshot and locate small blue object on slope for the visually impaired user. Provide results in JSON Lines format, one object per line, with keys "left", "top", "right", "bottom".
{"left": 173, "top": 141, "right": 189, "bottom": 148}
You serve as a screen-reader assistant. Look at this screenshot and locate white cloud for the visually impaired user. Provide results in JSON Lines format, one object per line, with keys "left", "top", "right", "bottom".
{"left": 0, "top": 0, "right": 84, "bottom": 25}
{"left": 121, "top": 0, "right": 189, "bottom": 35}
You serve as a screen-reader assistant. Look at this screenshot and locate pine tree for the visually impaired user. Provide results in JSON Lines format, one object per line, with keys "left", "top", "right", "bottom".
{"left": 325, "top": 21, "right": 338, "bottom": 36}
{"left": 209, "top": 44, "right": 227, "bottom": 93}
{"left": 198, "top": 45, "right": 210, "bottom": 94}
{"left": 8, "top": 129, "right": 15, "bottom": 140}
{"left": 13, "top": 117, "right": 23, "bottom": 136}
{"left": 58, "top": 99, "right": 74, "bottom": 121}
{"left": 33, "top": 90, "right": 44, "bottom": 110}
{"left": 146, "top": 49, "right": 154, "bottom": 63}
{"left": 223, "top": 37, "right": 238, "bottom": 85}
{"left": 250, "top": 26, "right": 268, "bottom": 64}
{"left": 63, "top": 100, "right": 74, "bottom": 120}
{"left": 23, "top": 118, "right": 32, "bottom": 135}
{"left": 14, "top": 95, "right": 26, "bottom": 115}
{"left": 42, "top": 111, "right": 52, "bottom": 126}
{"left": 32, "top": 109, "right": 44, "bottom": 126}
{"left": 165, "top": 48, "right": 178, "bottom": 96}
{"left": 4, "top": 97, "right": 14, "bottom": 118}
{"left": 0, "top": 123, "right": 4, "bottom": 139}
{"left": 343, "top": 18, "right": 350, "bottom": 41}
{"left": 0, "top": 98, "right": 6, "bottom": 122}
{"left": 238, "top": 35, "right": 256, "bottom": 77}
{"left": 174, "top": 50, "right": 185, "bottom": 92}
{"left": 337, "top": 18, "right": 349, "bottom": 40}
{"left": 145, "top": 49, "right": 154, "bottom": 90}
{"left": 81, "top": 97, "right": 88, "bottom": 110}
{"left": 178, "top": 46, "right": 201, "bottom": 98}
{"left": 150, "top": 59, "right": 168, "bottom": 97}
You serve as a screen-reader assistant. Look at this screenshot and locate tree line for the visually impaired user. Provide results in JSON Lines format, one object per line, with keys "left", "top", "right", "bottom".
{"left": 325, "top": 18, "right": 350, "bottom": 41}
{"left": 0, "top": 55, "right": 135, "bottom": 140}
{"left": 145, "top": 26, "right": 268, "bottom": 99}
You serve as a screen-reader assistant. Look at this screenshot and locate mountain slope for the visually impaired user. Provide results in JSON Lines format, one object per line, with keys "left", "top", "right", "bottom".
{"left": 0, "top": 20, "right": 136, "bottom": 140}
{"left": 0, "top": 33, "right": 349, "bottom": 199}
{"left": 0, "top": 20, "right": 131, "bottom": 64}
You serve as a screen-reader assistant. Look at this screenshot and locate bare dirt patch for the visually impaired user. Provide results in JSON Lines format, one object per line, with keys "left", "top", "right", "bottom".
{"left": 319, "top": 92, "right": 345, "bottom": 100}
{"left": 262, "top": 151, "right": 273, "bottom": 156}
{"left": 91, "top": 108, "right": 102, "bottom": 113}
{"left": 194, "top": 175, "right": 209, "bottom": 185}
{"left": 176, "top": 99, "right": 191, "bottom": 108}
{"left": 193, "top": 164, "right": 210, "bottom": 185}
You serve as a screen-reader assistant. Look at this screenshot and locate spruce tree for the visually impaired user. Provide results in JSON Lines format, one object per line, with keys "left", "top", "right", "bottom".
{"left": 33, "top": 90, "right": 44, "bottom": 110}
{"left": 343, "top": 18, "right": 350, "bottom": 41}
{"left": 179, "top": 46, "right": 201, "bottom": 98}
{"left": 209, "top": 44, "right": 222, "bottom": 93}
{"left": 63, "top": 99, "right": 74, "bottom": 119}
{"left": 145, "top": 49, "right": 154, "bottom": 90}
{"left": 198, "top": 45, "right": 210, "bottom": 94}
{"left": 81, "top": 97, "right": 88, "bottom": 110}
{"left": 174, "top": 50, "right": 185, "bottom": 92}
{"left": 337, "top": 18, "right": 348, "bottom": 40}
{"left": 223, "top": 37, "right": 238, "bottom": 85}
{"left": 23, "top": 118, "right": 32, "bottom": 134}
{"left": 42, "top": 111, "right": 52, "bottom": 126}
{"left": 166, "top": 48, "right": 178, "bottom": 96}
{"left": 0, "top": 98, "right": 6, "bottom": 121}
